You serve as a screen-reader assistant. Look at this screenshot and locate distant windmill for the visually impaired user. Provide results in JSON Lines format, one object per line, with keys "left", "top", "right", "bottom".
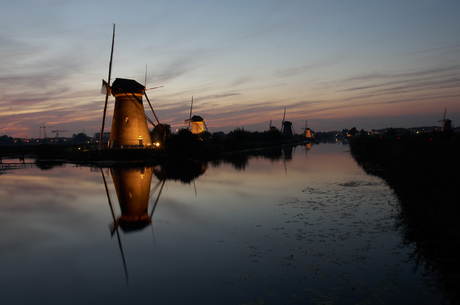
{"left": 439, "top": 108, "right": 452, "bottom": 132}
{"left": 268, "top": 119, "right": 278, "bottom": 131}
{"left": 280, "top": 108, "right": 294, "bottom": 139}
{"left": 184, "top": 96, "right": 209, "bottom": 134}
{"left": 304, "top": 120, "right": 312, "bottom": 139}
{"left": 99, "top": 24, "right": 162, "bottom": 149}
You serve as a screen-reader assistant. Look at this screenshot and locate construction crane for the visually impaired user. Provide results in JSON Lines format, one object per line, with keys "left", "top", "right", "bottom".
{"left": 39, "top": 124, "right": 54, "bottom": 138}
{"left": 52, "top": 130, "right": 69, "bottom": 138}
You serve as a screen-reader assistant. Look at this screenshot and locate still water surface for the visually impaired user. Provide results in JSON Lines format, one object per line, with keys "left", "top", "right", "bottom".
{"left": 0, "top": 143, "right": 445, "bottom": 304}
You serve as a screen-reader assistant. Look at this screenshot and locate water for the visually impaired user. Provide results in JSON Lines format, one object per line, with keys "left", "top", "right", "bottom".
{"left": 0, "top": 143, "right": 446, "bottom": 304}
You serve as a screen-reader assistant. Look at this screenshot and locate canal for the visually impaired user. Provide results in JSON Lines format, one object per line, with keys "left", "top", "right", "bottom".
{"left": 0, "top": 143, "right": 448, "bottom": 304}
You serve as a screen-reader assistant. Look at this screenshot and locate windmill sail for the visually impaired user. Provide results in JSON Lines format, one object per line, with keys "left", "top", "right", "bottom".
{"left": 99, "top": 24, "right": 116, "bottom": 148}
{"left": 101, "top": 79, "right": 111, "bottom": 95}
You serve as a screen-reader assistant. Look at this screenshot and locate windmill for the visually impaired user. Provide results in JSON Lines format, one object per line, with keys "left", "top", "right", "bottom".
{"left": 280, "top": 108, "right": 294, "bottom": 139}
{"left": 439, "top": 108, "right": 452, "bottom": 132}
{"left": 99, "top": 24, "right": 163, "bottom": 149}
{"left": 184, "top": 96, "right": 209, "bottom": 134}
{"left": 304, "top": 120, "right": 312, "bottom": 139}
{"left": 268, "top": 119, "right": 277, "bottom": 131}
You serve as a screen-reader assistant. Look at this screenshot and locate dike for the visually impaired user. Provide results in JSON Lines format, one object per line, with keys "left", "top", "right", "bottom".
{"left": 349, "top": 133, "right": 460, "bottom": 304}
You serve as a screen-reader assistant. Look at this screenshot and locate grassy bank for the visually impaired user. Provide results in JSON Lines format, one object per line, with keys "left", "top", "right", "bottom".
{"left": 1, "top": 128, "right": 308, "bottom": 163}
{"left": 349, "top": 132, "right": 460, "bottom": 303}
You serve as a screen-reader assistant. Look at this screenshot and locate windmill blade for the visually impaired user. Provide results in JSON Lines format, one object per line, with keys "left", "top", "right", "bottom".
{"left": 144, "top": 91, "right": 162, "bottom": 127}
{"left": 281, "top": 107, "right": 286, "bottom": 131}
{"left": 188, "top": 96, "right": 193, "bottom": 130}
{"left": 99, "top": 91, "right": 110, "bottom": 148}
{"left": 107, "top": 24, "right": 115, "bottom": 87}
{"left": 101, "top": 79, "right": 111, "bottom": 95}
{"left": 99, "top": 24, "right": 116, "bottom": 148}
{"left": 99, "top": 79, "right": 111, "bottom": 146}
{"left": 145, "top": 86, "right": 164, "bottom": 91}
{"left": 443, "top": 108, "right": 447, "bottom": 121}
{"left": 189, "top": 96, "right": 194, "bottom": 119}
{"left": 203, "top": 120, "right": 209, "bottom": 132}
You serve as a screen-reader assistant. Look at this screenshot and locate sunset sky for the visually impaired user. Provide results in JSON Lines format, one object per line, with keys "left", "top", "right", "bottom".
{"left": 1, "top": 0, "right": 459, "bottom": 138}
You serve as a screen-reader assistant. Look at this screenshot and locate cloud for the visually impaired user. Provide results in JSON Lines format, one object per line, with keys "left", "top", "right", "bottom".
{"left": 273, "top": 56, "right": 345, "bottom": 78}
{"left": 407, "top": 43, "right": 460, "bottom": 56}
{"left": 229, "top": 76, "right": 254, "bottom": 87}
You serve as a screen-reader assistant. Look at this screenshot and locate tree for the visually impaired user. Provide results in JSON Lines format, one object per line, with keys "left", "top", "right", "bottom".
{"left": 72, "top": 133, "right": 89, "bottom": 143}
{"left": 348, "top": 127, "right": 358, "bottom": 136}
{"left": 150, "top": 123, "right": 171, "bottom": 142}
{"left": 0, "top": 135, "right": 14, "bottom": 145}
{"left": 385, "top": 128, "right": 396, "bottom": 136}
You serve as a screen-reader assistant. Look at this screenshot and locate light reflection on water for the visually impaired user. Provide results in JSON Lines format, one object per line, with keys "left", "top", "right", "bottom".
{"left": 0, "top": 143, "right": 445, "bottom": 304}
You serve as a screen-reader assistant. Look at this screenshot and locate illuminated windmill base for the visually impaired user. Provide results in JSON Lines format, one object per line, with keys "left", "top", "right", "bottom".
{"left": 305, "top": 128, "right": 312, "bottom": 139}
{"left": 108, "top": 78, "right": 152, "bottom": 148}
{"left": 186, "top": 115, "right": 208, "bottom": 134}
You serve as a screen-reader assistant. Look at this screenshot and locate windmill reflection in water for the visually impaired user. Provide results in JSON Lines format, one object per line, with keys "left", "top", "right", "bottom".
{"left": 100, "top": 161, "right": 206, "bottom": 281}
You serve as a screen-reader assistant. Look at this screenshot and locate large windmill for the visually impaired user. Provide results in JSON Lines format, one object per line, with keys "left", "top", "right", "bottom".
{"left": 184, "top": 96, "right": 209, "bottom": 134}
{"left": 439, "top": 108, "right": 452, "bottom": 132}
{"left": 280, "top": 108, "right": 294, "bottom": 139}
{"left": 99, "top": 24, "right": 162, "bottom": 149}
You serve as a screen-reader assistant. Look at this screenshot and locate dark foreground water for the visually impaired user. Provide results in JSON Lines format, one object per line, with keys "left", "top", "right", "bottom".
{"left": 0, "top": 143, "right": 449, "bottom": 304}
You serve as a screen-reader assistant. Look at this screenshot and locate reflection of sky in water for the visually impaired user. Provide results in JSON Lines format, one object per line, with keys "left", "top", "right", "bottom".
{"left": 0, "top": 144, "right": 443, "bottom": 304}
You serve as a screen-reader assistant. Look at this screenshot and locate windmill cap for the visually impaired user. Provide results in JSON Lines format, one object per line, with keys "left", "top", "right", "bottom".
{"left": 111, "top": 78, "right": 145, "bottom": 95}
{"left": 191, "top": 115, "right": 204, "bottom": 122}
